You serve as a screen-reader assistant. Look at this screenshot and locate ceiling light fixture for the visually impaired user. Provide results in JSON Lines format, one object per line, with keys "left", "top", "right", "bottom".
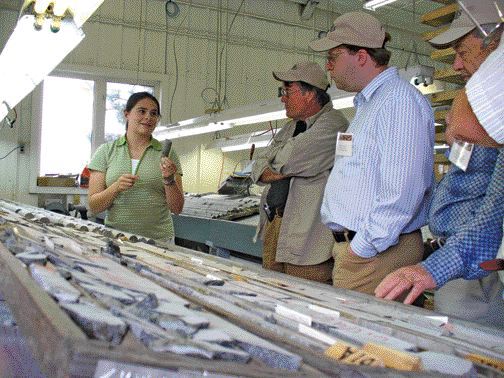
{"left": 0, "top": 15, "right": 84, "bottom": 122}
{"left": 155, "top": 87, "right": 356, "bottom": 140}
{"left": 209, "top": 130, "right": 273, "bottom": 152}
{"left": 363, "top": 0, "right": 399, "bottom": 11}
{"left": 0, "top": 0, "right": 104, "bottom": 122}
{"left": 154, "top": 121, "right": 232, "bottom": 140}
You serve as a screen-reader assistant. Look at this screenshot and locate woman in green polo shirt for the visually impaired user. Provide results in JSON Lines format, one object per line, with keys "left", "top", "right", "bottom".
{"left": 88, "top": 92, "right": 184, "bottom": 242}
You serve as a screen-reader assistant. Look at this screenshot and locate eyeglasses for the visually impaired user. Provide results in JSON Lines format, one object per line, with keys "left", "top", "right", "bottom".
{"left": 278, "top": 86, "right": 301, "bottom": 98}
{"left": 326, "top": 50, "right": 345, "bottom": 64}
{"left": 134, "top": 107, "right": 161, "bottom": 119}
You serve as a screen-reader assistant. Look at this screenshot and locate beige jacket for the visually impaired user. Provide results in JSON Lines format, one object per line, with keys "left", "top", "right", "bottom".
{"left": 251, "top": 102, "right": 349, "bottom": 265}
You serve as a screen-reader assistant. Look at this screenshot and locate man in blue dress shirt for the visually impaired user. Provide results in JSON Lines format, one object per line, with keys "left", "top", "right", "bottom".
{"left": 375, "top": 1, "right": 503, "bottom": 326}
{"left": 309, "top": 12, "right": 435, "bottom": 295}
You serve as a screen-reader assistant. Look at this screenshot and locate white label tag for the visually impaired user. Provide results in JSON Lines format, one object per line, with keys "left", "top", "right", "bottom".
{"left": 298, "top": 323, "right": 335, "bottom": 345}
{"left": 275, "top": 305, "right": 312, "bottom": 326}
{"left": 308, "top": 304, "right": 340, "bottom": 319}
{"left": 448, "top": 140, "right": 474, "bottom": 171}
{"left": 336, "top": 132, "right": 353, "bottom": 156}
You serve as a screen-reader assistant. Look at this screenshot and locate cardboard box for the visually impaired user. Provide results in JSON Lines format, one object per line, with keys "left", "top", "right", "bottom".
{"left": 36, "top": 176, "right": 77, "bottom": 187}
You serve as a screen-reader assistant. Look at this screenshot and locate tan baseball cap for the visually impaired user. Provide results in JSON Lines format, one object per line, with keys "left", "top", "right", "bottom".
{"left": 429, "top": 1, "right": 502, "bottom": 47}
{"left": 309, "top": 11, "right": 386, "bottom": 52}
{"left": 272, "top": 61, "right": 329, "bottom": 90}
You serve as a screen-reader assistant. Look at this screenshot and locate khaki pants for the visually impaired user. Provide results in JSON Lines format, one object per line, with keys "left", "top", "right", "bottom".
{"left": 435, "top": 273, "right": 504, "bottom": 327}
{"left": 332, "top": 230, "right": 423, "bottom": 295}
{"left": 263, "top": 215, "right": 333, "bottom": 284}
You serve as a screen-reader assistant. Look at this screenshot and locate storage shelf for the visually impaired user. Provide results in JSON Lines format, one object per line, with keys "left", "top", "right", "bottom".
{"left": 421, "top": 3, "right": 459, "bottom": 27}
{"left": 431, "top": 47, "right": 456, "bottom": 63}
{"left": 422, "top": 26, "right": 449, "bottom": 41}
{"left": 428, "top": 0, "right": 456, "bottom": 4}
{"left": 435, "top": 132, "right": 447, "bottom": 143}
{"left": 434, "top": 153, "right": 450, "bottom": 164}
{"left": 434, "top": 66, "right": 465, "bottom": 84}
{"left": 28, "top": 187, "right": 88, "bottom": 195}
{"left": 431, "top": 89, "right": 461, "bottom": 106}
{"left": 435, "top": 110, "right": 449, "bottom": 125}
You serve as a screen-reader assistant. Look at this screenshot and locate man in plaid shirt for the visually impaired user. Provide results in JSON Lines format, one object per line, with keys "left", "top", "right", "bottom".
{"left": 376, "top": 1, "right": 503, "bottom": 327}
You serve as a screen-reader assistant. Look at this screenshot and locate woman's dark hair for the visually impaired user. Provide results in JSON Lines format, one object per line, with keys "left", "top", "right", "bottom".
{"left": 125, "top": 91, "right": 160, "bottom": 113}
{"left": 125, "top": 91, "right": 161, "bottom": 129}
{"left": 342, "top": 32, "right": 392, "bottom": 67}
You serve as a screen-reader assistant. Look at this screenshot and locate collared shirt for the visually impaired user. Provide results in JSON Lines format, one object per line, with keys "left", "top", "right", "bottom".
{"left": 423, "top": 147, "right": 504, "bottom": 288}
{"left": 321, "top": 67, "right": 434, "bottom": 258}
{"left": 466, "top": 37, "right": 504, "bottom": 144}
{"left": 89, "top": 135, "right": 183, "bottom": 240}
{"left": 252, "top": 102, "right": 349, "bottom": 265}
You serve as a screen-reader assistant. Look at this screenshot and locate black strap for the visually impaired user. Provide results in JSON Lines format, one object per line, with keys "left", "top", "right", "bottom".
{"left": 266, "top": 120, "right": 307, "bottom": 209}
{"left": 293, "top": 120, "right": 307, "bottom": 137}
{"left": 332, "top": 230, "right": 356, "bottom": 243}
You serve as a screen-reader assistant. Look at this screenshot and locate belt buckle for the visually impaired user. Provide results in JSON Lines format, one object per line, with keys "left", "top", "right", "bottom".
{"left": 429, "top": 237, "right": 445, "bottom": 251}
{"left": 263, "top": 204, "right": 274, "bottom": 222}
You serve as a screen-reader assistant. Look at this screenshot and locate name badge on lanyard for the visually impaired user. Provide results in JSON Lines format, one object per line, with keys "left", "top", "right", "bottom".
{"left": 336, "top": 132, "right": 353, "bottom": 157}
{"left": 448, "top": 140, "right": 474, "bottom": 171}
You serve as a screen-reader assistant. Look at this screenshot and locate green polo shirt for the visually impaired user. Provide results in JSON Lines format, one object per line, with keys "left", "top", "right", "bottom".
{"left": 89, "top": 135, "right": 183, "bottom": 240}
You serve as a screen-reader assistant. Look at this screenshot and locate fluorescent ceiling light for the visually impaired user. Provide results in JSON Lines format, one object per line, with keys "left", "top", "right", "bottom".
{"left": 154, "top": 122, "right": 232, "bottom": 140}
{"left": 363, "top": 0, "right": 399, "bottom": 11}
{"left": 332, "top": 96, "right": 355, "bottom": 109}
{"left": 159, "top": 87, "right": 357, "bottom": 139}
{"left": 221, "top": 139, "right": 271, "bottom": 152}
{"left": 72, "top": 0, "right": 106, "bottom": 28}
{"left": 209, "top": 130, "right": 273, "bottom": 152}
{"left": 0, "top": 15, "right": 84, "bottom": 122}
{"left": 225, "top": 110, "right": 287, "bottom": 126}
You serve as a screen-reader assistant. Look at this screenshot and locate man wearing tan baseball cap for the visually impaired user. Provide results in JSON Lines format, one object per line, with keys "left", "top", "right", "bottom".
{"left": 430, "top": 0, "right": 503, "bottom": 82}
{"left": 251, "top": 62, "right": 348, "bottom": 283}
{"left": 429, "top": 0, "right": 502, "bottom": 47}
{"left": 310, "top": 12, "right": 435, "bottom": 297}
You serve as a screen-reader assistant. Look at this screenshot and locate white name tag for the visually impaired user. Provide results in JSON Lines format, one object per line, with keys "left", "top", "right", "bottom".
{"left": 336, "top": 132, "right": 353, "bottom": 156}
{"left": 448, "top": 140, "right": 473, "bottom": 171}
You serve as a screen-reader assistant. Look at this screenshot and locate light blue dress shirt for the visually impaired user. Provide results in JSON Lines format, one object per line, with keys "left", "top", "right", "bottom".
{"left": 321, "top": 67, "right": 435, "bottom": 258}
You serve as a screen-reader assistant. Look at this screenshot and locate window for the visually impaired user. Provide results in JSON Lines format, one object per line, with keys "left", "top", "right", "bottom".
{"left": 40, "top": 76, "right": 94, "bottom": 175}
{"left": 34, "top": 73, "right": 157, "bottom": 182}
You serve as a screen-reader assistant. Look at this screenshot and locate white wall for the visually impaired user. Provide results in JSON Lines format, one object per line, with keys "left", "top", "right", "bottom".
{"left": 0, "top": 0, "right": 441, "bottom": 203}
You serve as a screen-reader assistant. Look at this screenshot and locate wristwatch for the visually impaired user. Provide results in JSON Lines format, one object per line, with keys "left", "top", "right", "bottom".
{"left": 163, "top": 175, "right": 176, "bottom": 186}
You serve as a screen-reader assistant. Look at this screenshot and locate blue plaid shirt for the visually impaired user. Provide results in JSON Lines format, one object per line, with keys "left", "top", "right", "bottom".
{"left": 423, "top": 146, "right": 504, "bottom": 287}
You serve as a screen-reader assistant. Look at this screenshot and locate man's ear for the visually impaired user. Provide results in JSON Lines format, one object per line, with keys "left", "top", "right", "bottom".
{"left": 485, "top": 36, "right": 500, "bottom": 52}
{"left": 306, "top": 89, "right": 317, "bottom": 102}
{"left": 356, "top": 49, "right": 369, "bottom": 67}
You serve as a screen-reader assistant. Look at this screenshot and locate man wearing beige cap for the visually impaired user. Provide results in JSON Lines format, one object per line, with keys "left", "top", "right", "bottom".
{"left": 376, "top": 1, "right": 504, "bottom": 326}
{"left": 251, "top": 62, "right": 348, "bottom": 282}
{"left": 310, "top": 12, "right": 435, "bottom": 295}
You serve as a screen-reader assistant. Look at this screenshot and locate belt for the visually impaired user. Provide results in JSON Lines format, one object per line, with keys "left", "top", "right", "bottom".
{"left": 480, "top": 259, "right": 504, "bottom": 271}
{"left": 428, "top": 237, "right": 446, "bottom": 252}
{"left": 263, "top": 204, "right": 284, "bottom": 222}
{"left": 332, "top": 230, "right": 356, "bottom": 243}
{"left": 275, "top": 208, "right": 284, "bottom": 217}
